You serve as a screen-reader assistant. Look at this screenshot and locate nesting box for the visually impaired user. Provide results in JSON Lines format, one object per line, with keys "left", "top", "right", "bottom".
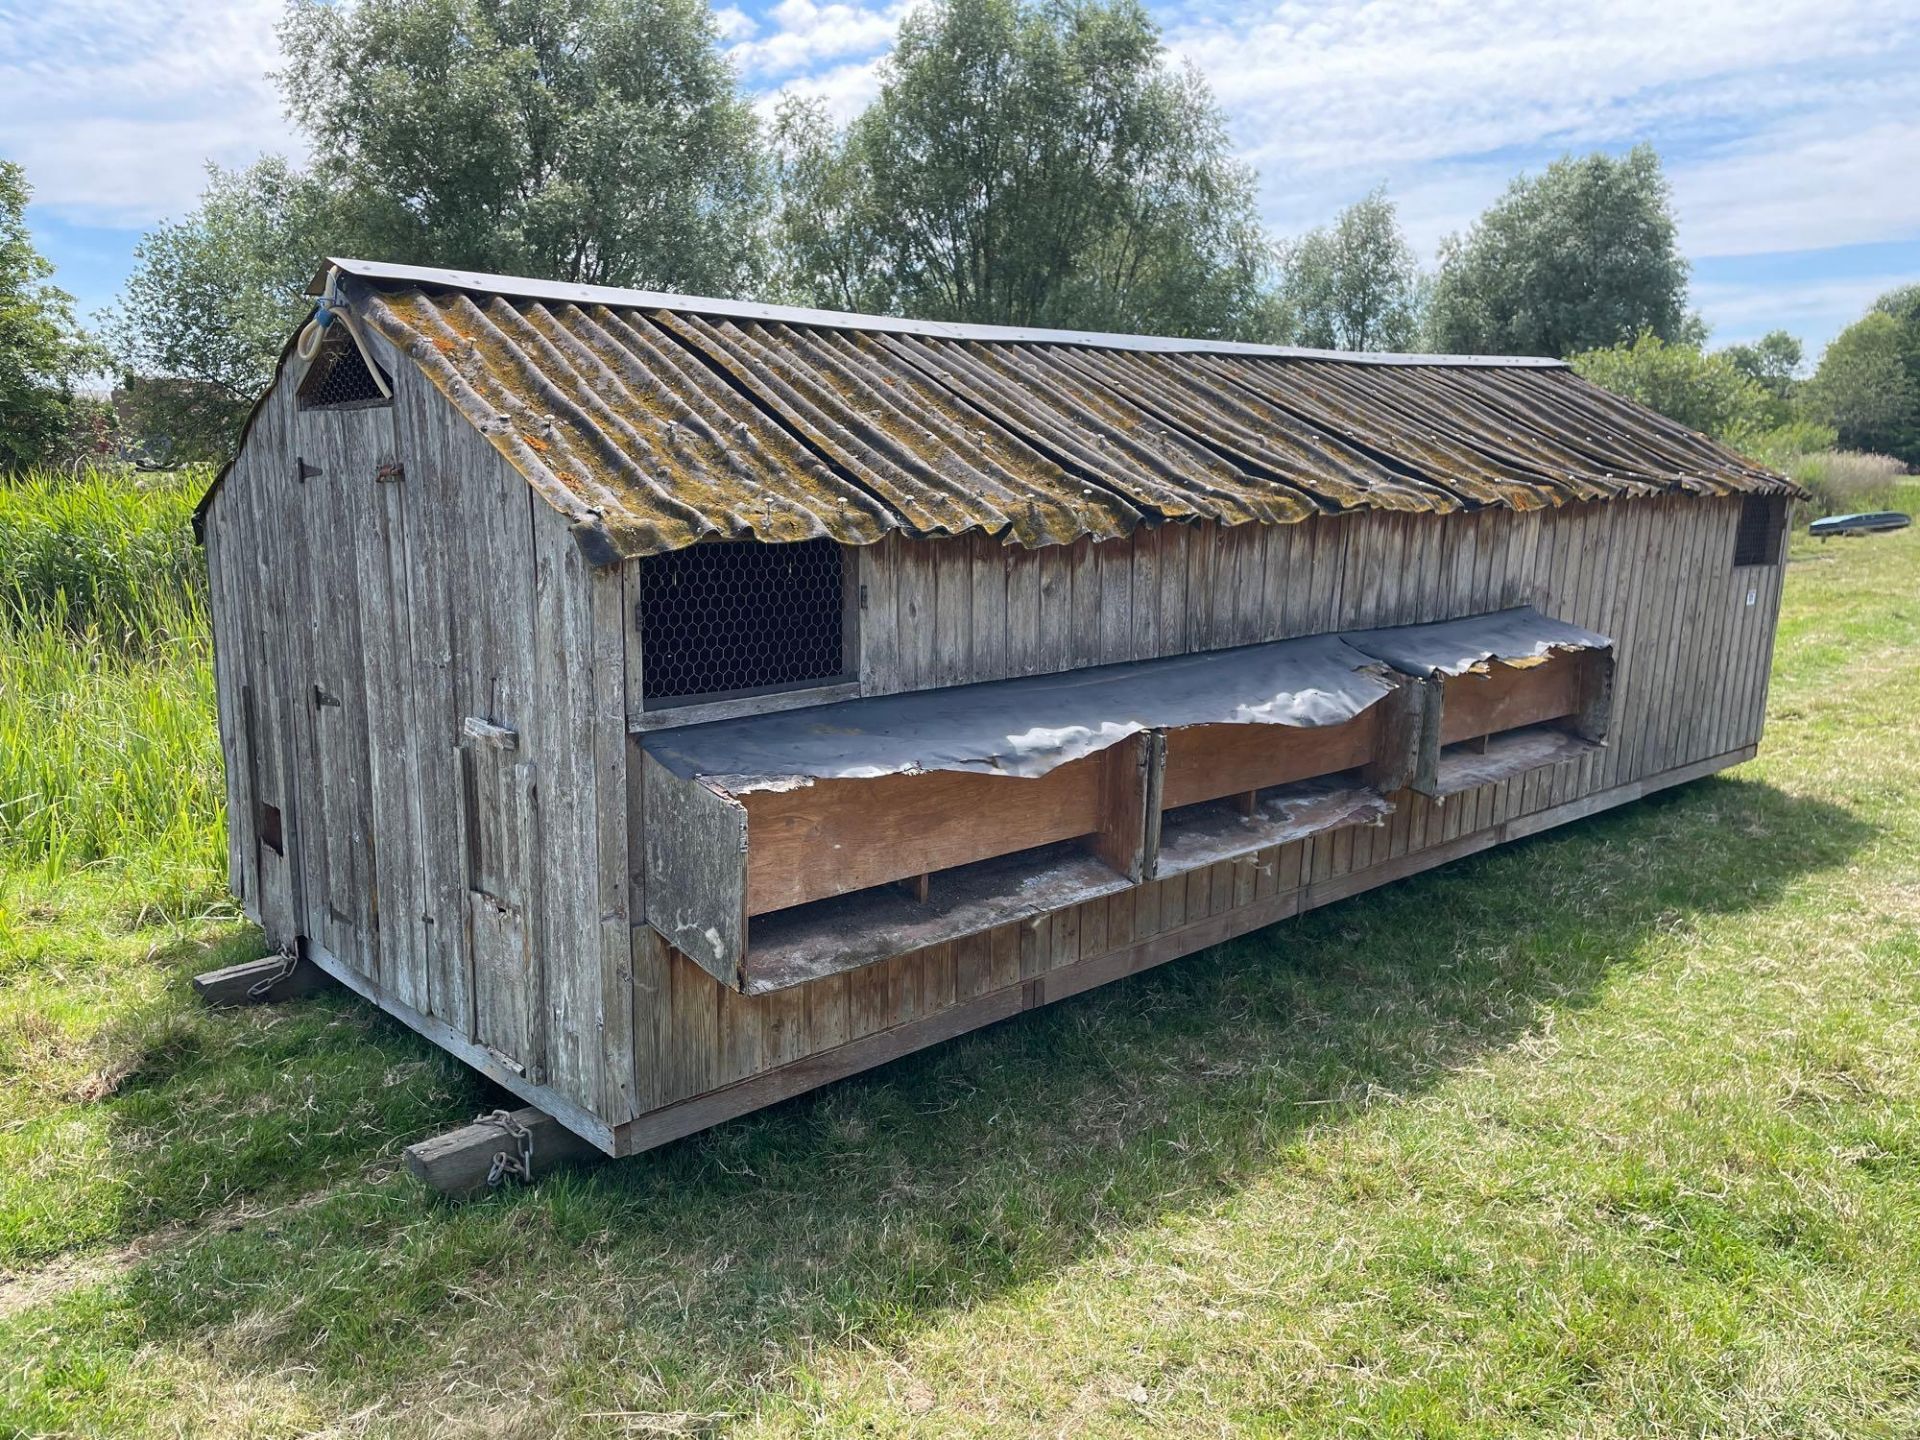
{"left": 195, "top": 259, "right": 1797, "bottom": 1155}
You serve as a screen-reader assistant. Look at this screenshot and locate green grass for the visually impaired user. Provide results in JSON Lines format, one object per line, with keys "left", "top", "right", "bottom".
{"left": 2, "top": 471, "right": 1918, "bottom": 1437}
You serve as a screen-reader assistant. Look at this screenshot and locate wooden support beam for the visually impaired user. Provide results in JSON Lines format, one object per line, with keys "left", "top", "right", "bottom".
{"left": 404, "top": 1105, "right": 604, "bottom": 1202}
{"left": 192, "top": 950, "right": 333, "bottom": 1008}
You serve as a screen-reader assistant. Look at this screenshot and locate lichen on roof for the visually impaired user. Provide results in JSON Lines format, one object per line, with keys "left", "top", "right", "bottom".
{"left": 249, "top": 259, "right": 1806, "bottom": 563}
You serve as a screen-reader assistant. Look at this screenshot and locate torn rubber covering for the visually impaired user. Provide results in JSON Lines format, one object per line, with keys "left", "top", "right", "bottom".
{"left": 641, "top": 632, "right": 1400, "bottom": 793}
{"left": 1343, "top": 605, "right": 1611, "bottom": 677}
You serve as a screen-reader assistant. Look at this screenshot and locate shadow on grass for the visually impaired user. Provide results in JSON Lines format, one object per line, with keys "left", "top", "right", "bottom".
{"left": 20, "top": 770, "right": 1877, "bottom": 1422}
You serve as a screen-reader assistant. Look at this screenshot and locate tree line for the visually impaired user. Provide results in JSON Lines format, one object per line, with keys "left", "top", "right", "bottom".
{"left": 2, "top": 0, "right": 1915, "bottom": 471}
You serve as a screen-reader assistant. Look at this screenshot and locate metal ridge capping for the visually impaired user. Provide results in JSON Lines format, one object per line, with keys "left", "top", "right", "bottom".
{"left": 292, "top": 259, "right": 1801, "bottom": 561}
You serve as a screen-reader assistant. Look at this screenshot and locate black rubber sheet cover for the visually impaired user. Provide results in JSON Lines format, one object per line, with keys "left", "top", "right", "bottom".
{"left": 1343, "top": 606, "right": 1611, "bottom": 678}
{"left": 642, "top": 631, "right": 1399, "bottom": 792}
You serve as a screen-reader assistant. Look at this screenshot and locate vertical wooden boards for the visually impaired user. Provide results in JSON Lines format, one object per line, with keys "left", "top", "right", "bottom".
{"left": 895, "top": 539, "right": 937, "bottom": 693}
{"left": 1088, "top": 731, "right": 1158, "bottom": 883}
{"left": 201, "top": 491, "right": 257, "bottom": 913}
{"left": 857, "top": 534, "right": 901, "bottom": 696}
{"left": 343, "top": 408, "right": 431, "bottom": 1012}
{"left": 1099, "top": 532, "right": 1133, "bottom": 662}
{"left": 527, "top": 502, "right": 609, "bottom": 1113}
{"left": 591, "top": 564, "right": 638, "bottom": 1124}
{"left": 465, "top": 755, "right": 541, "bottom": 1074}
{"left": 292, "top": 407, "right": 378, "bottom": 976}
{"left": 1006, "top": 541, "right": 1042, "bottom": 677}
{"left": 641, "top": 750, "right": 747, "bottom": 987}
{"left": 235, "top": 379, "right": 300, "bottom": 945}
{"left": 968, "top": 531, "right": 1008, "bottom": 682}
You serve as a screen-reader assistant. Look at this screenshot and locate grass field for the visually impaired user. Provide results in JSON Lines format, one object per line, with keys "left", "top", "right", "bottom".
{"left": 1, "top": 474, "right": 1917, "bottom": 1437}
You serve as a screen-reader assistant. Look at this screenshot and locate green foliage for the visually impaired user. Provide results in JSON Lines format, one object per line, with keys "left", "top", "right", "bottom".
{"left": 1721, "top": 329, "right": 1803, "bottom": 399}
{"left": 107, "top": 158, "right": 332, "bottom": 463}
{"left": 113, "top": 0, "right": 769, "bottom": 463}
{"left": 1570, "top": 331, "right": 1773, "bottom": 448}
{"left": 1276, "top": 186, "right": 1424, "bottom": 351}
{"left": 0, "top": 467, "right": 206, "bottom": 641}
{"left": 1426, "top": 146, "right": 1689, "bottom": 358}
{"left": 279, "top": 0, "right": 767, "bottom": 292}
{"left": 1835, "top": 284, "right": 1920, "bottom": 465}
{"left": 0, "top": 469, "right": 220, "bottom": 875}
{"left": 0, "top": 162, "right": 107, "bottom": 472}
{"left": 1804, "top": 311, "right": 1920, "bottom": 462}
{"left": 773, "top": 0, "right": 1272, "bottom": 337}
{"left": 1745, "top": 418, "right": 1838, "bottom": 466}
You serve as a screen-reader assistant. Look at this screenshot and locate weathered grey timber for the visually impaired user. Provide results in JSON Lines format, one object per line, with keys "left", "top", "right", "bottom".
{"left": 191, "top": 951, "right": 333, "bottom": 1008}
{"left": 403, "top": 1105, "right": 603, "bottom": 1202}
{"left": 197, "top": 260, "right": 1800, "bottom": 1167}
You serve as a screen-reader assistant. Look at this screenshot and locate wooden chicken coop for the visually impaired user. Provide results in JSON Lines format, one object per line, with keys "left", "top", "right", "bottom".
{"left": 194, "top": 259, "right": 1798, "bottom": 1171}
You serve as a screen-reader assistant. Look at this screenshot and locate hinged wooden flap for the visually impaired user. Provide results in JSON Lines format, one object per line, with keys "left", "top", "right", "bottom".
{"left": 641, "top": 749, "right": 747, "bottom": 986}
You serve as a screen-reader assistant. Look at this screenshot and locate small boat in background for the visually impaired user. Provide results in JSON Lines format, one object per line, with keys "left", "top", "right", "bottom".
{"left": 1809, "top": 511, "right": 1913, "bottom": 539}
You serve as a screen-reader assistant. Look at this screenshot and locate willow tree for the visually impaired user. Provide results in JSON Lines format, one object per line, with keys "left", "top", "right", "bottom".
{"left": 116, "top": 0, "right": 770, "bottom": 458}
{"left": 774, "top": 0, "right": 1274, "bottom": 338}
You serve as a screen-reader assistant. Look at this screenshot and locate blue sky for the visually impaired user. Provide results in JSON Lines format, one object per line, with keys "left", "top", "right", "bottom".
{"left": 4, "top": 0, "right": 1917, "bottom": 361}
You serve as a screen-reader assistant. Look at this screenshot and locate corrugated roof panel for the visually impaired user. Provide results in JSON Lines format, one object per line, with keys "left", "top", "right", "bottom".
{"left": 305, "top": 266, "right": 1803, "bottom": 562}
{"left": 878, "top": 333, "right": 1317, "bottom": 527}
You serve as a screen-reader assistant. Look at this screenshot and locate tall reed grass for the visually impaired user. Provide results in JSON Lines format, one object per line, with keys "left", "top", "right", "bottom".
{"left": 1777, "top": 450, "right": 1908, "bottom": 521}
{"left": 0, "top": 468, "right": 224, "bottom": 889}
{"left": 0, "top": 468, "right": 207, "bottom": 647}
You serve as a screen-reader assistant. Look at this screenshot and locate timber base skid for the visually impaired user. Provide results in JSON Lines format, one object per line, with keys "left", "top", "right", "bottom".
{"left": 191, "top": 949, "right": 334, "bottom": 1008}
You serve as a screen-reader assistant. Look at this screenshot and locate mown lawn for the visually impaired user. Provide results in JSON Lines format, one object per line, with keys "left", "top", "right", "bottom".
{"left": 1, "top": 479, "right": 1917, "bottom": 1437}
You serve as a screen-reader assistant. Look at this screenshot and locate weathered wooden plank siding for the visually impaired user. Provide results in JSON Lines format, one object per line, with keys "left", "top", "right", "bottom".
{"left": 205, "top": 352, "right": 634, "bottom": 1115}
{"left": 631, "top": 495, "right": 1781, "bottom": 1122}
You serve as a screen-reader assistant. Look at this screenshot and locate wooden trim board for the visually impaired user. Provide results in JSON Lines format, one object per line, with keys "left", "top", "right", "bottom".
{"left": 605, "top": 744, "right": 1756, "bottom": 1156}
{"left": 1439, "top": 653, "right": 1586, "bottom": 744}
{"left": 1159, "top": 711, "right": 1381, "bottom": 809}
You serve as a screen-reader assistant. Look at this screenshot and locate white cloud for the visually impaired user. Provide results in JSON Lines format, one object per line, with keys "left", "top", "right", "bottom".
{"left": 1166, "top": 0, "right": 1920, "bottom": 263}
{"left": 713, "top": 5, "right": 759, "bottom": 42}
{"left": 758, "top": 57, "right": 891, "bottom": 126}
{"left": 728, "top": 0, "right": 912, "bottom": 81}
{"left": 1693, "top": 271, "right": 1911, "bottom": 355}
{"left": 0, "top": 0, "right": 298, "bottom": 226}
{"left": 1673, "top": 115, "right": 1920, "bottom": 258}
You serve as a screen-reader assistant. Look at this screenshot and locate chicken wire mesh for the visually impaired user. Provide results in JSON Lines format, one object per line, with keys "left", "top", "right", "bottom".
{"left": 298, "top": 335, "right": 390, "bottom": 409}
{"left": 639, "top": 538, "right": 846, "bottom": 703}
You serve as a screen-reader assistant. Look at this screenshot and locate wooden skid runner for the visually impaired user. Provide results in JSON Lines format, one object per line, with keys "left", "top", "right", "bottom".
{"left": 192, "top": 951, "right": 333, "bottom": 1008}
{"left": 405, "top": 1105, "right": 604, "bottom": 1202}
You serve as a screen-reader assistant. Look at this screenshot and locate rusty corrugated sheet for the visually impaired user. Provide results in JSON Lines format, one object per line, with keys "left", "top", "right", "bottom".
{"left": 331, "top": 264, "right": 1798, "bottom": 561}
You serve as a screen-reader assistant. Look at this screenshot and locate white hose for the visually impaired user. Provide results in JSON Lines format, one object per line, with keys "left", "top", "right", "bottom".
{"left": 293, "top": 266, "right": 391, "bottom": 400}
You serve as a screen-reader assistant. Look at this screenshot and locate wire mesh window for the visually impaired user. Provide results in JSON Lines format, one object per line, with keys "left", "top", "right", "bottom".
{"left": 639, "top": 538, "right": 849, "bottom": 705}
{"left": 1733, "top": 495, "right": 1786, "bottom": 567}
{"left": 297, "top": 332, "right": 391, "bottom": 410}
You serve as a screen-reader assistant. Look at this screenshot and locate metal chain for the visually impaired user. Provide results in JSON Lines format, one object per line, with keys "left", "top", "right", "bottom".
{"left": 246, "top": 947, "right": 302, "bottom": 1001}
{"left": 477, "top": 1108, "right": 535, "bottom": 1188}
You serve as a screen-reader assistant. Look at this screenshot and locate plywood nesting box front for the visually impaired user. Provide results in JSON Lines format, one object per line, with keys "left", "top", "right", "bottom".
{"left": 196, "top": 259, "right": 1801, "bottom": 1155}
